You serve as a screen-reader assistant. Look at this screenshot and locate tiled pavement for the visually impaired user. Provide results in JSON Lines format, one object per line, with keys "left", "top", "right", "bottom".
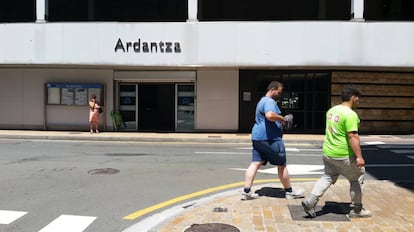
{"left": 155, "top": 180, "right": 414, "bottom": 232}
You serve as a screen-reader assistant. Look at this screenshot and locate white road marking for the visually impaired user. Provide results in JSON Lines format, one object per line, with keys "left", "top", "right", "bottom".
{"left": 38, "top": 215, "right": 96, "bottom": 232}
{"left": 258, "top": 164, "right": 325, "bottom": 175}
{"left": 230, "top": 164, "right": 325, "bottom": 175}
{"left": 0, "top": 210, "right": 27, "bottom": 224}
{"left": 195, "top": 152, "right": 250, "bottom": 155}
{"left": 409, "top": 156, "right": 414, "bottom": 160}
{"left": 364, "top": 141, "right": 385, "bottom": 145}
{"left": 291, "top": 148, "right": 322, "bottom": 152}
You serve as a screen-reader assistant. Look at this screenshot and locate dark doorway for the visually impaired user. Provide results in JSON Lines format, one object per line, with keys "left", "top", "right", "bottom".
{"left": 138, "top": 84, "right": 175, "bottom": 131}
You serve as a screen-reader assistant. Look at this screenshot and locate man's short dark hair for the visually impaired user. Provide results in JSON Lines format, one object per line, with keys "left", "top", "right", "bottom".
{"left": 341, "top": 85, "right": 361, "bottom": 101}
{"left": 267, "top": 81, "right": 283, "bottom": 91}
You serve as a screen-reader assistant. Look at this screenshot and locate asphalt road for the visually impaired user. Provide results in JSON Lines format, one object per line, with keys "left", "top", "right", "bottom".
{"left": 0, "top": 138, "right": 412, "bottom": 232}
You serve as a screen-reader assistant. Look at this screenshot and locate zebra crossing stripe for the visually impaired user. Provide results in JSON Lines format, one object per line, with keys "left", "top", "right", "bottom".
{"left": 0, "top": 210, "right": 27, "bottom": 224}
{"left": 38, "top": 215, "right": 96, "bottom": 232}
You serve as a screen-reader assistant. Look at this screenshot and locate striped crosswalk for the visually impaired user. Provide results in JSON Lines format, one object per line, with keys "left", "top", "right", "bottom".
{"left": 0, "top": 210, "right": 27, "bottom": 224}
{"left": 39, "top": 215, "right": 96, "bottom": 232}
{"left": 0, "top": 210, "right": 96, "bottom": 232}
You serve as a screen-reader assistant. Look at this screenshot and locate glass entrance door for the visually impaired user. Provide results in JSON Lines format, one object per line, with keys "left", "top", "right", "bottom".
{"left": 176, "top": 84, "right": 195, "bottom": 131}
{"left": 119, "top": 84, "right": 137, "bottom": 130}
{"left": 117, "top": 83, "right": 195, "bottom": 132}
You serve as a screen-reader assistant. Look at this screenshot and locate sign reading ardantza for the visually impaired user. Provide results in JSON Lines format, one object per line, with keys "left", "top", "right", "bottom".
{"left": 114, "top": 38, "right": 181, "bottom": 53}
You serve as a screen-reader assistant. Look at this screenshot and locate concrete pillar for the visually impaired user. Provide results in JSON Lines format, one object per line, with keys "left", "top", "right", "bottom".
{"left": 36, "top": 0, "right": 46, "bottom": 22}
{"left": 351, "top": 0, "right": 364, "bottom": 21}
{"left": 318, "top": 0, "right": 327, "bottom": 19}
{"left": 187, "top": 0, "right": 198, "bottom": 22}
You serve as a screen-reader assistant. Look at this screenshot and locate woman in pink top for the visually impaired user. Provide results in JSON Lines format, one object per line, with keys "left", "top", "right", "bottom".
{"left": 89, "top": 94, "right": 101, "bottom": 133}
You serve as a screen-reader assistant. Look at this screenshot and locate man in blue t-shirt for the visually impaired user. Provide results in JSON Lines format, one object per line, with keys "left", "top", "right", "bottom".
{"left": 241, "top": 81, "right": 304, "bottom": 200}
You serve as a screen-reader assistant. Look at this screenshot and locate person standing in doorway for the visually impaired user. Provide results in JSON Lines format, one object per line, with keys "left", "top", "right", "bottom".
{"left": 89, "top": 94, "right": 101, "bottom": 134}
{"left": 302, "top": 85, "right": 371, "bottom": 218}
{"left": 241, "top": 81, "right": 305, "bottom": 200}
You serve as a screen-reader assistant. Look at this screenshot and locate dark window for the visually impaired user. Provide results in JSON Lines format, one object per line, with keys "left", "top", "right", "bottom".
{"left": 239, "top": 70, "right": 331, "bottom": 133}
{"left": 364, "top": 0, "right": 414, "bottom": 21}
{"left": 0, "top": 0, "right": 36, "bottom": 22}
{"left": 199, "top": 0, "right": 351, "bottom": 21}
{"left": 48, "top": 0, "right": 187, "bottom": 22}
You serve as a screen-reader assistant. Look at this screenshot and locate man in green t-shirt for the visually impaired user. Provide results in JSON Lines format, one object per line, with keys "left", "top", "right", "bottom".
{"left": 302, "top": 85, "right": 371, "bottom": 218}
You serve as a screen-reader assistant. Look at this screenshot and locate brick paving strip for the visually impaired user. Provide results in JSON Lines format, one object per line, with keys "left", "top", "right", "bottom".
{"left": 156, "top": 180, "right": 414, "bottom": 232}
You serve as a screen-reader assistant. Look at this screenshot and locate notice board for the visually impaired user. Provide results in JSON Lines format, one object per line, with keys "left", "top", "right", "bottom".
{"left": 46, "top": 83, "right": 104, "bottom": 105}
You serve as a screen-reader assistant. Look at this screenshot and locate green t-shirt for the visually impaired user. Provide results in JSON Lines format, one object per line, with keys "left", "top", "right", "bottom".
{"left": 322, "top": 105, "right": 360, "bottom": 158}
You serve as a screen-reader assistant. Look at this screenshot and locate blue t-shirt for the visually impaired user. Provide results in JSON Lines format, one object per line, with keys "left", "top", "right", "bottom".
{"left": 251, "top": 96, "right": 283, "bottom": 140}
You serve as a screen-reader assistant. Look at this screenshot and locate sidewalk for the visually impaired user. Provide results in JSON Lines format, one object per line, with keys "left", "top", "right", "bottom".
{"left": 1, "top": 130, "right": 413, "bottom": 232}
{"left": 151, "top": 180, "right": 414, "bottom": 232}
{"left": 0, "top": 129, "right": 412, "bottom": 144}
{"left": 0, "top": 129, "right": 324, "bottom": 143}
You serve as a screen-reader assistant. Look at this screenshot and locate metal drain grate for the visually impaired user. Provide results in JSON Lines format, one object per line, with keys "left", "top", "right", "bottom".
{"left": 88, "top": 168, "right": 120, "bottom": 175}
{"left": 288, "top": 202, "right": 350, "bottom": 221}
{"left": 184, "top": 223, "right": 239, "bottom": 232}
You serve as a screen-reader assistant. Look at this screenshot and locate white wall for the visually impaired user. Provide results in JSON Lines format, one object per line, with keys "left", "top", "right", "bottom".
{"left": 1, "top": 22, "right": 414, "bottom": 68}
{"left": 0, "top": 70, "right": 26, "bottom": 127}
{"left": 196, "top": 69, "right": 238, "bottom": 131}
{"left": 0, "top": 68, "right": 114, "bottom": 130}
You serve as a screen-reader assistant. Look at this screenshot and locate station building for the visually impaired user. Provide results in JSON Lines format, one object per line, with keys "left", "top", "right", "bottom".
{"left": 0, "top": 0, "right": 413, "bottom": 134}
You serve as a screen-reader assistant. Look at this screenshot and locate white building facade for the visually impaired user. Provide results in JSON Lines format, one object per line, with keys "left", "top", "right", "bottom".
{"left": 0, "top": 0, "right": 413, "bottom": 134}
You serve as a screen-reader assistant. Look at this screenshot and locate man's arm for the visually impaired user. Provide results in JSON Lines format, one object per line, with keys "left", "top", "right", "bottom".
{"left": 265, "top": 111, "right": 285, "bottom": 122}
{"left": 348, "top": 131, "right": 365, "bottom": 167}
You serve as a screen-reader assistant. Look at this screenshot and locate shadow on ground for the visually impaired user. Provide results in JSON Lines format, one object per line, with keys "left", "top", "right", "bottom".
{"left": 362, "top": 144, "right": 414, "bottom": 193}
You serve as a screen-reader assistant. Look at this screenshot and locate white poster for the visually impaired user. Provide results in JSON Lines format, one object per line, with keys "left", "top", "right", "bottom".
{"left": 61, "top": 88, "right": 74, "bottom": 105}
{"left": 75, "top": 88, "right": 87, "bottom": 105}
{"left": 47, "top": 88, "right": 61, "bottom": 104}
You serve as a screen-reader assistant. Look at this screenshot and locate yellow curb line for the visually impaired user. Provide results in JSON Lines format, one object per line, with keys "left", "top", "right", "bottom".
{"left": 123, "top": 178, "right": 319, "bottom": 220}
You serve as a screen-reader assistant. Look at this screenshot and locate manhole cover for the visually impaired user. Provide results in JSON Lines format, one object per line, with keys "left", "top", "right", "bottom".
{"left": 184, "top": 223, "right": 239, "bottom": 232}
{"left": 88, "top": 168, "right": 120, "bottom": 175}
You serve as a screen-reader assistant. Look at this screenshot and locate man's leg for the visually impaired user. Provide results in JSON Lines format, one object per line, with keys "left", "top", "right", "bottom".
{"left": 278, "top": 165, "right": 290, "bottom": 189}
{"left": 339, "top": 157, "right": 365, "bottom": 205}
{"left": 278, "top": 165, "right": 305, "bottom": 199}
{"left": 244, "top": 161, "right": 262, "bottom": 190}
{"left": 302, "top": 156, "right": 338, "bottom": 217}
{"left": 348, "top": 172, "right": 371, "bottom": 217}
{"left": 241, "top": 161, "right": 262, "bottom": 200}
{"left": 340, "top": 158, "right": 371, "bottom": 217}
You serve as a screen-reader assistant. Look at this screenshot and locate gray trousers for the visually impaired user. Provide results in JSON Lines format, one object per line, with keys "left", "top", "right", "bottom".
{"left": 310, "top": 154, "right": 365, "bottom": 205}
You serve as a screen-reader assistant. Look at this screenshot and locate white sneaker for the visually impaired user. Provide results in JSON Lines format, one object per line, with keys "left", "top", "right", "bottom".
{"left": 285, "top": 187, "right": 305, "bottom": 199}
{"left": 241, "top": 191, "right": 259, "bottom": 200}
{"left": 349, "top": 208, "right": 372, "bottom": 218}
